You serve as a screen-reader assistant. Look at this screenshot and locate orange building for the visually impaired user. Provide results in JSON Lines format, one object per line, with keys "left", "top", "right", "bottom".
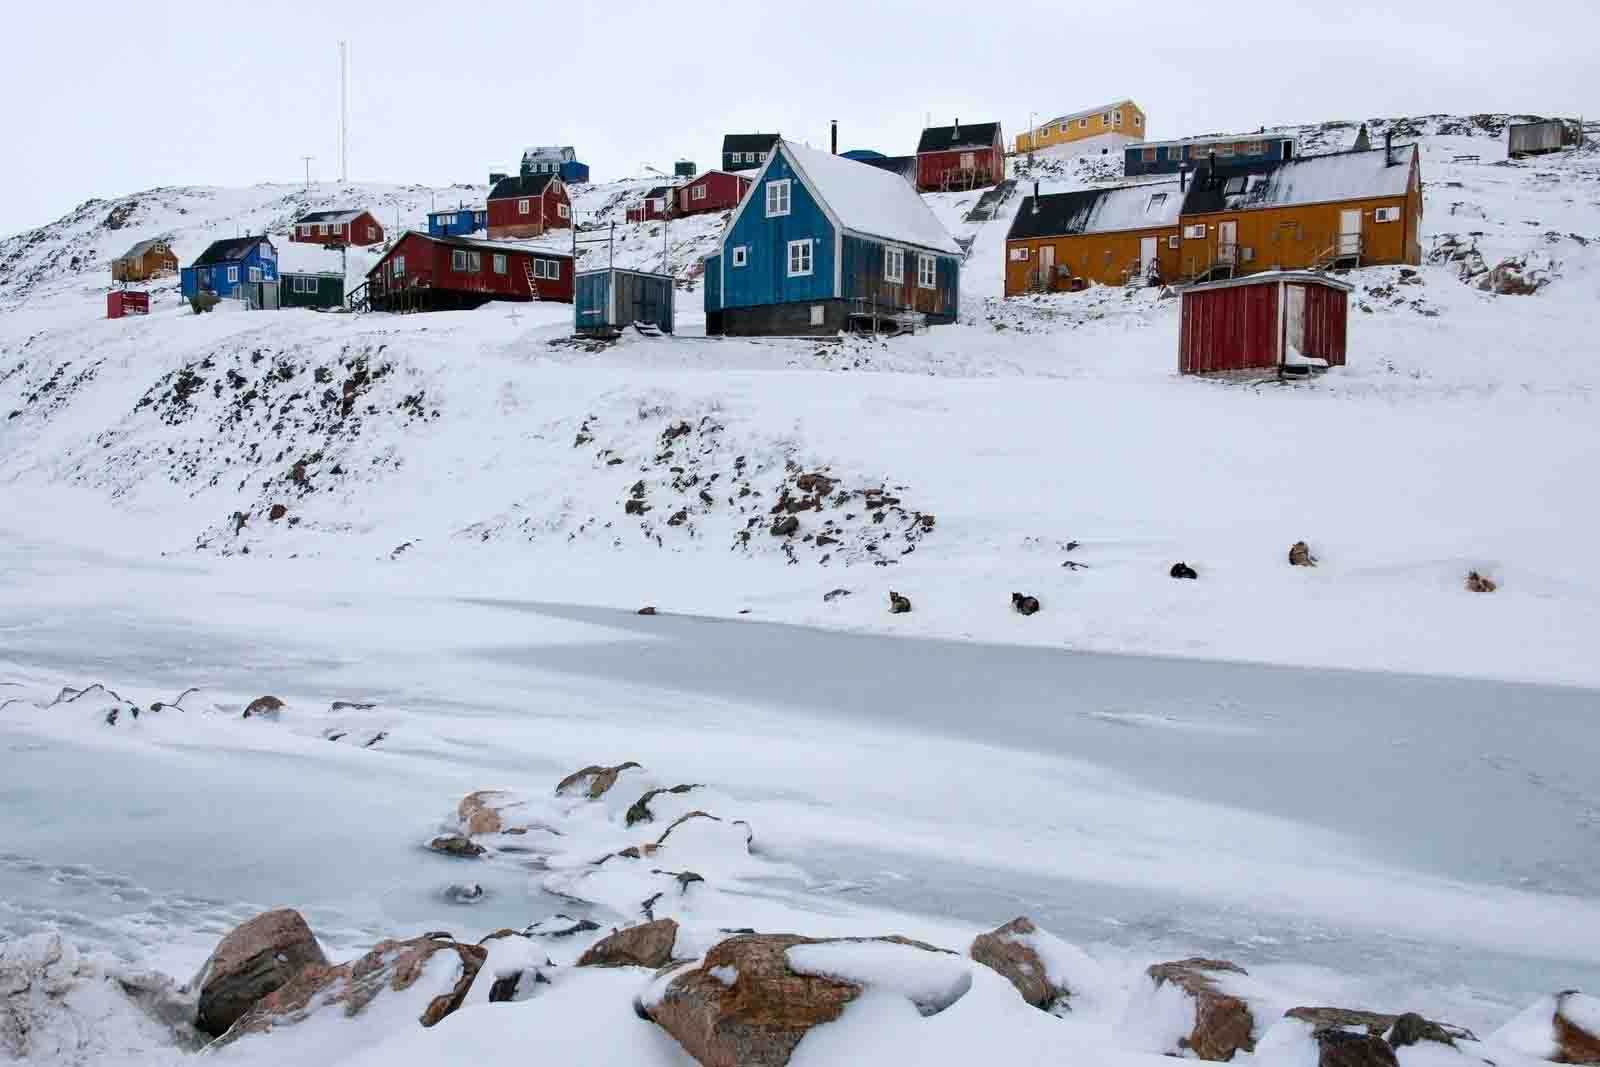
{"left": 110, "top": 238, "right": 178, "bottom": 282}
{"left": 1004, "top": 180, "right": 1183, "bottom": 295}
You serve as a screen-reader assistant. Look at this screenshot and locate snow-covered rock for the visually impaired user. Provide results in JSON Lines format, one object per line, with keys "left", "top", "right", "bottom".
{"left": 192, "top": 907, "right": 328, "bottom": 1037}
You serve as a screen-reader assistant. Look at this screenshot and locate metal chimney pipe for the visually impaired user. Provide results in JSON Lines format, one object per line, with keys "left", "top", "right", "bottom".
{"left": 1385, "top": 130, "right": 1394, "bottom": 166}
{"left": 954, "top": 117, "right": 961, "bottom": 139}
{"left": 831, "top": 120, "right": 838, "bottom": 155}
{"left": 1179, "top": 163, "right": 1188, "bottom": 192}
{"left": 1032, "top": 180, "right": 1040, "bottom": 212}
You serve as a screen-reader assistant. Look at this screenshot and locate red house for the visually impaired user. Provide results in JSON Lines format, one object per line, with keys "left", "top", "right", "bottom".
{"left": 291, "top": 209, "right": 385, "bottom": 246}
{"left": 674, "top": 171, "right": 753, "bottom": 217}
{"left": 915, "top": 120, "right": 1005, "bottom": 192}
{"left": 361, "top": 230, "right": 573, "bottom": 313}
{"left": 626, "top": 185, "right": 672, "bottom": 224}
{"left": 487, "top": 174, "right": 571, "bottom": 239}
{"left": 1179, "top": 272, "right": 1351, "bottom": 375}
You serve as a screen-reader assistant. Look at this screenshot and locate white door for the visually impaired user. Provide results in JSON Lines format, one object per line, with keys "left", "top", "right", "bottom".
{"left": 1284, "top": 284, "right": 1306, "bottom": 362}
{"left": 1338, "top": 209, "right": 1362, "bottom": 257}
{"left": 1037, "top": 245, "right": 1055, "bottom": 286}
{"left": 1140, "top": 236, "right": 1158, "bottom": 277}
{"left": 1217, "top": 221, "right": 1238, "bottom": 264}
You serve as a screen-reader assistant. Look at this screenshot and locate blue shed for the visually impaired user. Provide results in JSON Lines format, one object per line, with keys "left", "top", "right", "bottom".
{"left": 706, "top": 139, "right": 961, "bottom": 337}
{"left": 427, "top": 207, "right": 487, "bottom": 237}
{"left": 1125, "top": 134, "right": 1297, "bottom": 177}
{"left": 575, "top": 267, "right": 675, "bottom": 336}
{"left": 180, "top": 235, "right": 278, "bottom": 299}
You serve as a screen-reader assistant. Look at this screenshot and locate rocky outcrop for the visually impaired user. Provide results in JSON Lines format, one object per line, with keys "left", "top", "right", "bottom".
{"left": 242, "top": 695, "right": 284, "bottom": 719}
{"left": 1289, "top": 541, "right": 1318, "bottom": 567}
{"left": 193, "top": 908, "right": 328, "bottom": 1037}
{"left": 457, "top": 790, "right": 511, "bottom": 835}
{"left": 625, "top": 784, "right": 701, "bottom": 827}
{"left": 1315, "top": 1029, "right": 1400, "bottom": 1067}
{"left": 556, "top": 761, "right": 643, "bottom": 800}
{"left": 427, "top": 834, "right": 486, "bottom": 858}
{"left": 1286, "top": 1006, "right": 1472, "bottom": 1048}
{"left": 1466, "top": 570, "right": 1498, "bottom": 593}
{"left": 212, "top": 936, "right": 485, "bottom": 1048}
{"left": 1145, "top": 958, "right": 1254, "bottom": 1061}
{"left": 639, "top": 933, "right": 960, "bottom": 1067}
{"left": 577, "top": 919, "right": 679, "bottom": 969}
{"left": 1554, "top": 991, "right": 1600, "bottom": 1062}
{"left": 969, "top": 916, "right": 1065, "bottom": 1010}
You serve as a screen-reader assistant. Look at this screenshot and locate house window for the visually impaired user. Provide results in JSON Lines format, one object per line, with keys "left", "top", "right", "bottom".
{"left": 367, "top": 225, "right": 377, "bottom": 241}
{"left": 1103, "top": 112, "right": 1111, "bottom": 123}
{"left": 493, "top": 254, "right": 507, "bottom": 274}
{"left": 392, "top": 255, "right": 405, "bottom": 276}
{"left": 693, "top": 184, "right": 707, "bottom": 201}
{"left": 1143, "top": 147, "right": 1157, "bottom": 162}
{"left": 787, "top": 238, "right": 813, "bottom": 277}
{"left": 557, "top": 203, "right": 570, "bottom": 219}
{"left": 451, "top": 249, "right": 482, "bottom": 272}
{"left": 1184, "top": 224, "right": 1208, "bottom": 239}
{"left": 259, "top": 242, "right": 272, "bottom": 260}
{"left": 299, "top": 224, "right": 310, "bottom": 236}
{"left": 766, "top": 179, "right": 792, "bottom": 217}
{"left": 1009, "top": 247, "right": 1029, "bottom": 261}
{"left": 1113, "top": 109, "right": 1123, "bottom": 124}
{"left": 1168, "top": 234, "right": 1180, "bottom": 249}
{"left": 1135, "top": 114, "right": 1142, "bottom": 126}
{"left": 318, "top": 224, "right": 328, "bottom": 235}
{"left": 518, "top": 198, "right": 531, "bottom": 215}
{"left": 1375, "top": 206, "right": 1401, "bottom": 223}
{"left": 917, "top": 254, "right": 936, "bottom": 289}
{"left": 1216, "top": 143, "right": 1235, "bottom": 157}
{"left": 884, "top": 247, "right": 904, "bottom": 283}
{"left": 248, "top": 266, "right": 261, "bottom": 282}
{"left": 1146, "top": 192, "right": 1168, "bottom": 213}
{"left": 532, "top": 259, "right": 545, "bottom": 279}
{"left": 732, "top": 245, "right": 748, "bottom": 267}
{"left": 809, "top": 305, "right": 824, "bottom": 326}
{"left": 227, "top": 266, "right": 239, "bottom": 283}
{"left": 1079, "top": 118, "right": 1088, "bottom": 128}
{"left": 1223, "top": 176, "right": 1247, "bottom": 196}
{"left": 960, "top": 152, "right": 976, "bottom": 169}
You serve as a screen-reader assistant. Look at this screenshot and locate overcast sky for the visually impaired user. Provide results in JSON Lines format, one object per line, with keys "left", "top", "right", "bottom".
{"left": 7, "top": 0, "right": 1596, "bottom": 237}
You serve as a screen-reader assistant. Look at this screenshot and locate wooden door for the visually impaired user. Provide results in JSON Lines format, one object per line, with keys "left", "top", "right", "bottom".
{"left": 1140, "top": 236, "right": 1158, "bottom": 278}
{"left": 1037, "top": 245, "right": 1055, "bottom": 287}
{"left": 1217, "top": 221, "right": 1238, "bottom": 265}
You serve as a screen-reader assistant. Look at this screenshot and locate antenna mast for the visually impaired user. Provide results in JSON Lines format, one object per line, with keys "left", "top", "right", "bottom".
{"left": 339, "top": 41, "right": 348, "bottom": 183}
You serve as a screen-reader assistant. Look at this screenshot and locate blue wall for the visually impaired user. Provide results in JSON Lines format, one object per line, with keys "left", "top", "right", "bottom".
{"left": 560, "top": 160, "right": 590, "bottom": 184}
{"left": 1125, "top": 139, "right": 1293, "bottom": 177}
{"left": 721, "top": 150, "right": 837, "bottom": 309}
{"left": 428, "top": 210, "right": 486, "bottom": 237}
{"left": 180, "top": 240, "right": 277, "bottom": 298}
{"left": 576, "top": 271, "right": 611, "bottom": 328}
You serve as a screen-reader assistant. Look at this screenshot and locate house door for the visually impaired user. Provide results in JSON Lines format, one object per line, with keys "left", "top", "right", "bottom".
{"left": 1217, "top": 221, "right": 1238, "bottom": 265}
{"left": 1140, "top": 236, "right": 1158, "bottom": 278}
{"left": 1283, "top": 284, "right": 1306, "bottom": 363}
{"left": 1338, "top": 209, "right": 1362, "bottom": 258}
{"left": 1037, "top": 245, "right": 1055, "bottom": 288}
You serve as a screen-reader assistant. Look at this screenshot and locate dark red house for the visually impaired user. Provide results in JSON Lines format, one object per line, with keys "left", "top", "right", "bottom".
{"left": 360, "top": 231, "right": 573, "bottom": 313}
{"left": 1179, "top": 272, "right": 1350, "bottom": 375}
{"left": 291, "top": 208, "right": 385, "bottom": 246}
{"left": 626, "top": 186, "right": 672, "bottom": 224}
{"left": 674, "top": 170, "right": 754, "bottom": 217}
{"left": 486, "top": 174, "right": 572, "bottom": 240}
{"left": 915, "top": 120, "right": 1005, "bottom": 192}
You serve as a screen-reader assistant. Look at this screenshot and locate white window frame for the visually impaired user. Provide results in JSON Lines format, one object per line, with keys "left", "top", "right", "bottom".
{"left": 1113, "top": 109, "right": 1123, "bottom": 124}
{"left": 732, "top": 245, "right": 748, "bottom": 267}
{"left": 766, "top": 179, "right": 792, "bottom": 218}
{"left": 917, "top": 254, "right": 936, "bottom": 290}
{"left": 884, "top": 246, "right": 904, "bottom": 283}
{"left": 557, "top": 203, "right": 570, "bottom": 219}
{"left": 545, "top": 259, "right": 559, "bottom": 280}
{"left": 392, "top": 255, "right": 405, "bottom": 277}
{"left": 259, "top": 242, "right": 273, "bottom": 260}
{"left": 787, "top": 238, "right": 813, "bottom": 278}
{"left": 532, "top": 259, "right": 546, "bottom": 279}
{"left": 960, "top": 151, "right": 976, "bottom": 169}
{"left": 1168, "top": 234, "right": 1181, "bottom": 249}
{"left": 1184, "top": 223, "right": 1208, "bottom": 239}
{"left": 227, "top": 266, "right": 239, "bottom": 283}
{"left": 1374, "top": 206, "right": 1401, "bottom": 223}
{"left": 452, "top": 249, "right": 469, "bottom": 271}
{"left": 518, "top": 198, "right": 531, "bottom": 215}
{"left": 1009, "top": 247, "right": 1029, "bottom": 262}
{"left": 247, "top": 266, "right": 261, "bottom": 282}
{"left": 1079, "top": 118, "right": 1088, "bottom": 128}
{"left": 367, "top": 224, "right": 377, "bottom": 241}
{"left": 1146, "top": 192, "right": 1168, "bottom": 213}
{"left": 493, "top": 254, "right": 507, "bottom": 274}
{"left": 693, "top": 184, "right": 707, "bottom": 201}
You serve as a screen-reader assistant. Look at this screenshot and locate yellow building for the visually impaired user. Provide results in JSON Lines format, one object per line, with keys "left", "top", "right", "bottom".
{"left": 1016, "top": 101, "right": 1145, "bottom": 153}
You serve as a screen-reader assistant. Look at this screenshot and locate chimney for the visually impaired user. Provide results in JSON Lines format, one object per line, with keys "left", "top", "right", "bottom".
{"left": 1032, "top": 180, "right": 1040, "bottom": 212}
{"left": 1207, "top": 150, "right": 1216, "bottom": 181}
{"left": 953, "top": 117, "right": 961, "bottom": 139}
{"left": 831, "top": 120, "right": 838, "bottom": 155}
{"left": 1179, "top": 163, "right": 1188, "bottom": 192}
{"left": 1385, "top": 130, "right": 1395, "bottom": 166}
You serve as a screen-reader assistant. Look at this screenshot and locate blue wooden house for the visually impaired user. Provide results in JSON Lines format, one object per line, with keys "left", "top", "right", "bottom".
{"left": 180, "top": 235, "right": 278, "bottom": 300}
{"left": 702, "top": 140, "right": 961, "bottom": 336}
{"left": 427, "top": 206, "right": 487, "bottom": 237}
{"left": 522, "top": 146, "right": 590, "bottom": 185}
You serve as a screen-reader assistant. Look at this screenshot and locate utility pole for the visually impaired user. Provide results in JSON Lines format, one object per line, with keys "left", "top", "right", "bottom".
{"left": 301, "top": 156, "right": 314, "bottom": 188}
{"left": 339, "top": 41, "right": 348, "bottom": 183}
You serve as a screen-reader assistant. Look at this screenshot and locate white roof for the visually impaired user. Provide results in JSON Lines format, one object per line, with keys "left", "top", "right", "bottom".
{"left": 1214, "top": 148, "right": 1413, "bottom": 212}
{"left": 1074, "top": 181, "right": 1185, "bottom": 233}
{"left": 1041, "top": 100, "right": 1136, "bottom": 127}
{"left": 1141, "top": 132, "right": 1298, "bottom": 150}
{"left": 782, "top": 140, "right": 961, "bottom": 255}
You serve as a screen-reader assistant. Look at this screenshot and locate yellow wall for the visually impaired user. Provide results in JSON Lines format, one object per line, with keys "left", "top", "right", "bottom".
{"left": 1016, "top": 102, "right": 1145, "bottom": 153}
{"left": 1003, "top": 225, "right": 1180, "bottom": 296}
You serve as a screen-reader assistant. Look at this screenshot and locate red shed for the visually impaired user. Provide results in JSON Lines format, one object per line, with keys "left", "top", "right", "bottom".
{"left": 674, "top": 171, "right": 753, "bottom": 217}
{"left": 291, "top": 209, "right": 385, "bottom": 247}
{"left": 107, "top": 290, "right": 149, "bottom": 318}
{"left": 1179, "top": 272, "right": 1351, "bottom": 375}
{"left": 486, "top": 174, "right": 571, "bottom": 240}
{"left": 626, "top": 185, "right": 672, "bottom": 224}
{"left": 915, "top": 120, "right": 1005, "bottom": 192}
{"left": 360, "top": 231, "right": 573, "bottom": 313}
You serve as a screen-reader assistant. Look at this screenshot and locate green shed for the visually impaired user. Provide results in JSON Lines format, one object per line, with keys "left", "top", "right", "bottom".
{"left": 281, "top": 271, "right": 345, "bottom": 310}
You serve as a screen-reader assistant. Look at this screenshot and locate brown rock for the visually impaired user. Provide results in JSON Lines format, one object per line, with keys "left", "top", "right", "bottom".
{"left": 1146, "top": 958, "right": 1254, "bottom": 1061}
{"left": 556, "top": 761, "right": 643, "bottom": 800}
{"left": 577, "top": 919, "right": 680, "bottom": 969}
{"left": 625, "top": 784, "right": 700, "bottom": 827}
{"left": 1316, "top": 1030, "right": 1400, "bottom": 1067}
{"left": 1556, "top": 991, "right": 1600, "bottom": 1063}
{"left": 770, "top": 515, "right": 799, "bottom": 537}
{"left": 457, "top": 791, "right": 507, "bottom": 836}
{"left": 1289, "top": 541, "right": 1318, "bottom": 567}
{"left": 268, "top": 504, "right": 288, "bottom": 522}
{"left": 970, "top": 916, "right": 1066, "bottom": 1009}
{"left": 638, "top": 606, "right": 658, "bottom": 616}
{"left": 212, "top": 936, "right": 486, "bottom": 1046}
{"left": 427, "top": 834, "right": 485, "bottom": 859}
{"left": 888, "top": 590, "right": 912, "bottom": 614}
{"left": 1466, "top": 570, "right": 1497, "bottom": 593}
{"left": 1011, "top": 593, "right": 1041, "bottom": 616}
{"left": 242, "top": 695, "right": 284, "bottom": 719}
{"left": 194, "top": 909, "right": 328, "bottom": 1037}
{"left": 1286, "top": 1007, "right": 1471, "bottom": 1048}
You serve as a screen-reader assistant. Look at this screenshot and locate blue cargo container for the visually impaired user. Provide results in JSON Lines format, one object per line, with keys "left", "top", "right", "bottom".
{"left": 427, "top": 207, "right": 487, "bottom": 237}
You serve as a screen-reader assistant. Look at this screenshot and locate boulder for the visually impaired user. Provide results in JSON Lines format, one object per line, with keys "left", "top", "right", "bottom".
{"left": 1143, "top": 958, "right": 1255, "bottom": 1061}
{"left": 211, "top": 936, "right": 486, "bottom": 1048}
{"left": 969, "top": 916, "right": 1064, "bottom": 1009}
{"left": 1286, "top": 1006, "right": 1472, "bottom": 1048}
{"left": 1316, "top": 1029, "right": 1400, "bottom": 1067}
{"left": 427, "top": 834, "right": 486, "bottom": 859}
{"left": 770, "top": 515, "right": 799, "bottom": 537}
{"left": 1289, "top": 541, "right": 1318, "bottom": 567}
{"left": 1478, "top": 259, "right": 1545, "bottom": 296}
{"left": 1011, "top": 592, "right": 1041, "bottom": 616}
{"left": 242, "top": 695, "right": 284, "bottom": 719}
{"left": 577, "top": 919, "right": 680, "bottom": 969}
{"left": 625, "top": 784, "right": 701, "bottom": 827}
{"left": 888, "top": 590, "right": 912, "bottom": 614}
{"left": 1170, "top": 562, "right": 1199, "bottom": 580}
{"left": 1466, "top": 570, "right": 1497, "bottom": 593}
{"left": 193, "top": 908, "right": 328, "bottom": 1037}
{"left": 1555, "top": 991, "right": 1600, "bottom": 1062}
{"left": 556, "top": 761, "right": 643, "bottom": 800}
{"left": 457, "top": 790, "right": 508, "bottom": 835}
{"left": 639, "top": 933, "right": 963, "bottom": 1067}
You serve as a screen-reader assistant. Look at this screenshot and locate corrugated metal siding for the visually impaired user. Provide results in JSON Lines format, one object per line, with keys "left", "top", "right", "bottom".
{"left": 576, "top": 270, "right": 673, "bottom": 333}
{"left": 1509, "top": 121, "right": 1566, "bottom": 155}
{"left": 576, "top": 272, "right": 611, "bottom": 329}
{"left": 1298, "top": 283, "right": 1347, "bottom": 366}
{"left": 840, "top": 235, "right": 959, "bottom": 322}
{"left": 1179, "top": 282, "right": 1280, "bottom": 373}
{"left": 721, "top": 153, "right": 836, "bottom": 309}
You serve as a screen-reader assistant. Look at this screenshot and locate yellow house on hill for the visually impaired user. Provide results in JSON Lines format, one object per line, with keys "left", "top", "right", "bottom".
{"left": 1016, "top": 100, "right": 1145, "bottom": 153}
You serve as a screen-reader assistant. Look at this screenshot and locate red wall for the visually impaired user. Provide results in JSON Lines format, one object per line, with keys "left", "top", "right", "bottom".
{"left": 1179, "top": 281, "right": 1280, "bottom": 374}
{"left": 916, "top": 134, "right": 1004, "bottom": 191}
{"left": 1300, "top": 283, "right": 1348, "bottom": 367}
{"left": 368, "top": 233, "right": 573, "bottom": 303}
{"left": 291, "top": 211, "right": 385, "bottom": 246}
{"left": 487, "top": 183, "right": 572, "bottom": 239}
{"left": 675, "top": 172, "right": 752, "bottom": 216}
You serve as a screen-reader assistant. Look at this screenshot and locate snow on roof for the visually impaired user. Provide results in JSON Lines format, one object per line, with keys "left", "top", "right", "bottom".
{"left": 117, "top": 238, "right": 169, "bottom": 260}
{"left": 1041, "top": 100, "right": 1137, "bottom": 127}
{"left": 276, "top": 241, "right": 344, "bottom": 274}
{"left": 783, "top": 140, "right": 961, "bottom": 256}
{"left": 1007, "top": 181, "right": 1184, "bottom": 241}
{"left": 1187, "top": 147, "right": 1415, "bottom": 214}
{"left": 295, "top": 208, "right": 366, "bottom": 225}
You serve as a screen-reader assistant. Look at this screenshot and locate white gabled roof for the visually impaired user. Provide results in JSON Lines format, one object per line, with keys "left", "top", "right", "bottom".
{"left": 782, "top": 140, "right": 961, "bottom": 256}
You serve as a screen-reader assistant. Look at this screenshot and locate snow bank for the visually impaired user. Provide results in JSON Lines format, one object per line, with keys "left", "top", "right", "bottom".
{"left": 785, "top": 940, "right": 973, "bottom": 1016}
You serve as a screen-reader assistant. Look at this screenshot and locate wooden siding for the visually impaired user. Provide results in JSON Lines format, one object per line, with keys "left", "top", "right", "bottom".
{"left": 1179, "top": 281, "right": 1280, "bottom": 374}
{"left": 366, "top": 233, "right": 573, "bottom": 310}
{"left": 840, "top": 235, "right": 959, "bottom": 323}
{"left": 720, "top": 152, "right": 837, "bottom": 310}
{"left": 917, "top": 132, "right": 1005, "bottom": 191}
{"left": 291, "top": 211, "right": 384, "bottom": 246}
{"left": 1298, "top": 282, "right": 1348, "bottom": 367}
{"left": 676, "top": 172, "right": 752, "bottom": 217}
{"left": 1018, "top": 102, "right": 1144, "bottom": 152}
{"left": 1004, "top": 226, "right": 1180, "bottom": 295}
{"left": 703, "top": 253, "right": 722, "bottom": 314}
{"left": 487, "top": 182, "right": 571, "bottom": 239}
{"left": 1125, "top": 137, "right": 1292, "bottom": 177}
{"left": 281, "top": 273, "right": 344, "bottom": 309}
{"left": 111, "top": 246, "right": 178, "bottom": 282}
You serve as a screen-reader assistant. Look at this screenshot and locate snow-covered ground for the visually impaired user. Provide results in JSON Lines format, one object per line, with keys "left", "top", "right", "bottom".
{"left": 2, "top": 114, "right": 1599, "bottom": 1065}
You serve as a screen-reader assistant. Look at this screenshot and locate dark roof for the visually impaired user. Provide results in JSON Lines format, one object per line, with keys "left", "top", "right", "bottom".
{"left": 917, "top": 122, "right": 1002, "bottom": 153}
{"left": 841, "top": 149, "right": 886, "bottom": 160}
{"left": 295, "top": 208, "right": 366, "bottom": 224}
{"left": 1005, "top": 181, "right": 1183, "bottom": 241}
{"left": 1178, "top": 146, "right": 1414, "bottom": 216}
{"left": 643, "top": 186, "right": 670, "bottom": 199}
{"left": 858, "top": 155, "right": 916, "bottom": 176}
{"left": 192, "top": 235, "right": 271, "bottom": 265}
{"left": 722, "top": 133, "right": 780, "bottom": 154}
{"left": 488, "top": 174, "right": 557, "bottom": 200}
{"left": 118, "top": 238, "right": 170, "bottom": 260}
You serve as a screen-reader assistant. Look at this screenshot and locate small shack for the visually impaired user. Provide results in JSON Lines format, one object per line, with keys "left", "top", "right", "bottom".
{"left": 107, "top": 291, "right": 150, "bottom": 318}
{"left": 281, "top": 271, "right": 344, "bottom": 310}
{"left": 1179, "top": 272, "right": 1350, "bottom": 375}
{"left": 575, "top": 268, "right": 674, "bottom": 337}
{"left": 111, "top": 239, "right": 178, "bottom": 282}
{"left": 1508, "top": 119, "right": 1575, "bottom": 157}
